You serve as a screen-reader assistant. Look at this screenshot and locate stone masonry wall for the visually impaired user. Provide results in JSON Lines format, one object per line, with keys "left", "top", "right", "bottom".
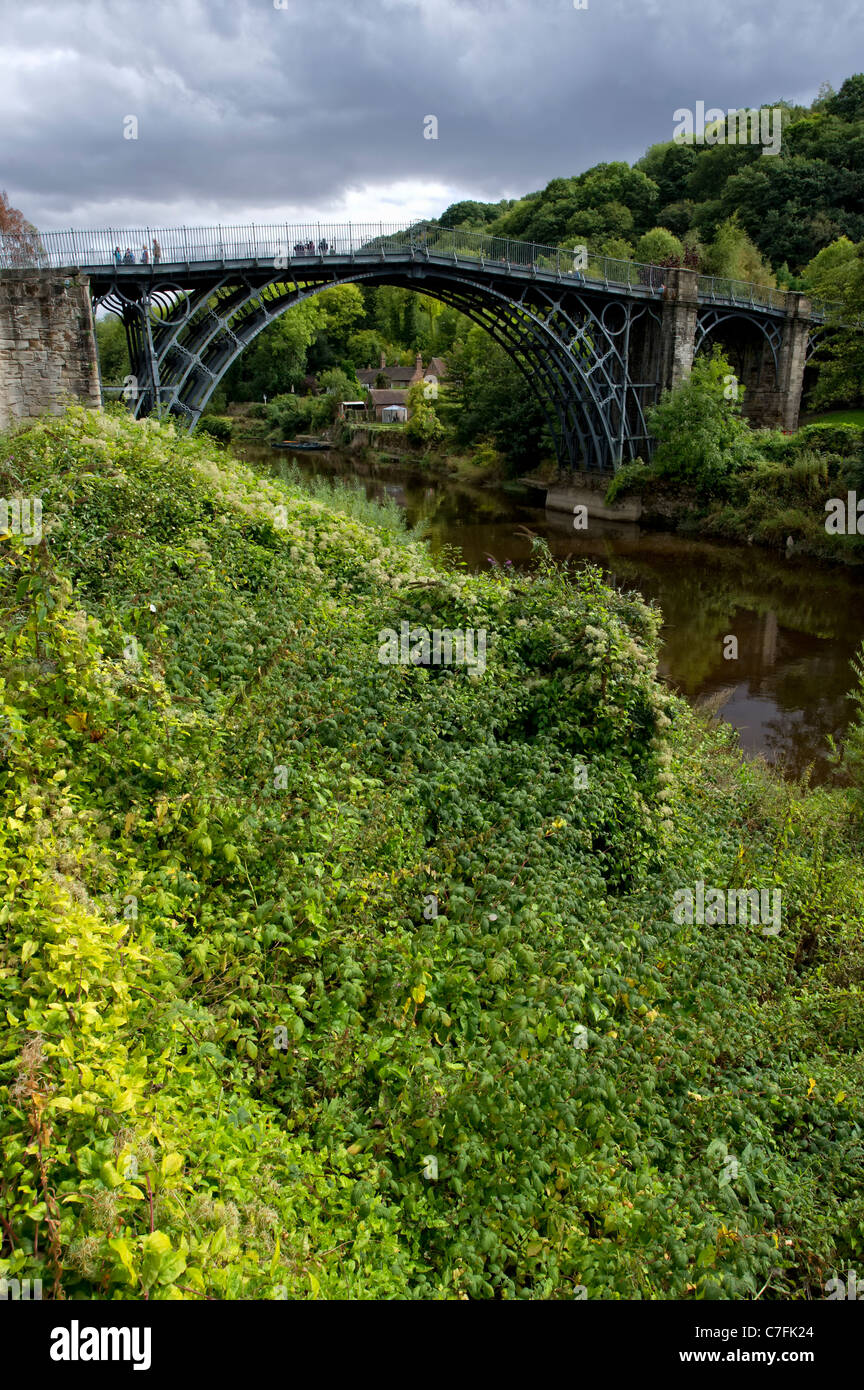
{"left": 0, "top": 270, "right": 101, "bottom": 431}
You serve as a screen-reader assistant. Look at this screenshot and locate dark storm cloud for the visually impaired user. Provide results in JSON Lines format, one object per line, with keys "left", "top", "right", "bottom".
{"left": 2, "top": 0, "right": 862, "bottom": 229}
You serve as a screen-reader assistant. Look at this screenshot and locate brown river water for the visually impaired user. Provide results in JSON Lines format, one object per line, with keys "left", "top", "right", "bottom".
{"left": 242, "top": 445, "right": 864, "bottom": 785}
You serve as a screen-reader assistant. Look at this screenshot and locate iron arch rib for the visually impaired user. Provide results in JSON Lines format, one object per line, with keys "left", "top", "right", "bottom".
{"left": 95, "top": 256, "right": 687, "bottom": 472}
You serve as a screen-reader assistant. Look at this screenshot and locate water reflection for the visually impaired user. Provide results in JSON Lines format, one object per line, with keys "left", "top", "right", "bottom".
{"left": 241, "top": 446, "right": 864, "bottom": 783}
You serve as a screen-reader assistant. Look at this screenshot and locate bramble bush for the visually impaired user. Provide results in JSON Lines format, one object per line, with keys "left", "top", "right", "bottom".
{"left": 1, "top": 406, "right": 862, "bottom": 1299}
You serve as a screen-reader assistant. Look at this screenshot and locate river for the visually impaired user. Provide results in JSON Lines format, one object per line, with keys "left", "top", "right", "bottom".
{"left": 241, "top": 445, "right": 864, "bottom": 785}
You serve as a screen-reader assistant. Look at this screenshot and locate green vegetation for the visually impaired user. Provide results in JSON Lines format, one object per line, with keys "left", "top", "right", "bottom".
{"left": 441, "top": 75, "right": 864, "bottom": 278}
{"left": 197, "top": 416, "right": 232, "bottom": 444}
{"left": 88, "top": 73, "right": 864, "bottom": 483}
{"left": 807, "top": 409, "right": 864, "bottom": 428}
{"left": 2, "top": 407, "right": 863, "bottom": 1300}
{"left": 606, "top": 350, "right": 864, "bottom": 561}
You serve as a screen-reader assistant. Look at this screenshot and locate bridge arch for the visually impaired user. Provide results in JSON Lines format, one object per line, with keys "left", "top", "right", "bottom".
{"left": 52, "top": 221, "right": 822, "bottom": 468}
{"left": 95, "top": 261, "right": 664, "bottom": 472}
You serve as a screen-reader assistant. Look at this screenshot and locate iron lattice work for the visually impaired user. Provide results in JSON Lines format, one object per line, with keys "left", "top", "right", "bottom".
{"left": 91, "top": 259, "right": 670, "bottom": 471}
{"left": 4, "top": 221, "right": 835, "bottom": 472}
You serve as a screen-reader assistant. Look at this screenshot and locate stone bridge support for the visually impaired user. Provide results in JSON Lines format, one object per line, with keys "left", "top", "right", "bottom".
{"left": 0, "top": 270, "right": 101, "bottom": 432}
{"left": 655, "top": 269, "right": 812, "bottom": 433}
{"left": 743, "top": 293, "right": 811, "bottom": 432}
{"left": 658, "top": 267, "right": 700, "bottom": 392}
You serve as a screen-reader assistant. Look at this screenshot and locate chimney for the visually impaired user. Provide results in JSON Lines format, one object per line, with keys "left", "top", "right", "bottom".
{"left": 380, "top": 351, "right": 387, "bottom": 369}
{"left": 414, "top": 352, "right": 423, "bottom": 380}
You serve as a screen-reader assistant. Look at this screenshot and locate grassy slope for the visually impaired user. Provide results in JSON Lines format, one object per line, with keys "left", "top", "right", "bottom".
{"left": 806, "top": 410, "right": 864, "bottom": 428}
{"left": 1, "top": 407, "right": 862, "bottom": 1300}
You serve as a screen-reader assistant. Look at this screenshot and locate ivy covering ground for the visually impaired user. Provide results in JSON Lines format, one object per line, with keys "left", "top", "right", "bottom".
{"left": 1, "top": 407, "right": 862, "bottom": 1300}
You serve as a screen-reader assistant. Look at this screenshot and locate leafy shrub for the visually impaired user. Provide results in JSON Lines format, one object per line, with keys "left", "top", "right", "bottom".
{"left": 647, "top": 348, "right": 764, "bottom": 498}
{"left": 2, "top": 406, "right": 863, "bottom": 1301}
{"left": 795, "top": 422, "right": 864, "bottom": 457}
{"left": 266, "top": 394, "right": 331, "bottom": 440}
{"left": 197, "top": 415, "right": 232, "bottom": 443}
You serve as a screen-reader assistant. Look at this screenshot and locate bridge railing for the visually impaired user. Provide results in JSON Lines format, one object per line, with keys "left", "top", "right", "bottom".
{"left": 0, "top": 220, "right": 666, "bottom": 291}
{"left": 697, "top": 274, "right": 789, "bottom": 312}
{"left": 0, "top": 221, "right": 842, "bottom": 319}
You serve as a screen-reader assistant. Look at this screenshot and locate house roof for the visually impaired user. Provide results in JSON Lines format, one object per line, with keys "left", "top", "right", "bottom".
{"left": 427, "top": 356, "right": 448, "bottom": 378}
{"left": 369, "top": 389, "right": 408, "bottom": 405}
{"left": 357, "top": 366, "right": 416, "bottom": 386}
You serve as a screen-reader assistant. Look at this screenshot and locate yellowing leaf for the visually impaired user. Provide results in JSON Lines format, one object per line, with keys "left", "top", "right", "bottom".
{"left": 108, "top": 1236, "right": 137, "bottom": 1284}
{"left": 412, "top": 983, "right": 426, "bottom": 1004}
{"left": 807, "top": 1077, "right": 816, "bottom": 1096}
{"left": 65, "top": 711, "right": 88, "bottom": 732}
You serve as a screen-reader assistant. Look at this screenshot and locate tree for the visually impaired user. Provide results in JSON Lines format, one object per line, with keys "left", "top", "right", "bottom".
{"left": 809, "top": 243, "right": 864, "bottom": 408}
{"left": 802, "top": 237, "right": 860, "bottom": 299}
{"left": 315, "top": 283, "right": 365, "bottom": 337}
{"left": 405, "top": 382, "right": 444, "bottom": 444}
{"left": 591, "top": 236, "right": 635, "bottom": 260}
{"left": 825, "top": 73, "right": 864, "bottom": 123}
{"left": 439, "top": 199, "right": 506, "bottom": 229}
{"left": 0, "top": 190, "right": 42, "bottom": 265}
{"left": 347, "top": 329, "right": 387, "bottom": 368}
{"left": 401, "top": 295, "right": 423, "bottom": 349}
{"left": 719, "top": 157, "right": 862, "bottom": 271}
{"left": 702, "top": 217, "right": 776, "bottom": 285}
{"left": 222, "top": 299, "right": 322, "bottom": 401}
{"left": 451, "top": 326, "right": 551, "bottom": 469}
{"left": 318, "top": 367, "right": 362, "bottom": 419}
{"left": 646, "top": 348, "right": 763, "bottom": 496}
{"left": 635, "top": 142, "right": 699, "bottom": 208}
{"left": 94, "top": 317, "right": 129, "bottom": 385}
{"left": 635, "top": 228, "right": 684, "bottom": 265}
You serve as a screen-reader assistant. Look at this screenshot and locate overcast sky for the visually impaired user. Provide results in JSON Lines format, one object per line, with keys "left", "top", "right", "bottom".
{"left": 2, "top": 0, "right": 862, "bottom": 233}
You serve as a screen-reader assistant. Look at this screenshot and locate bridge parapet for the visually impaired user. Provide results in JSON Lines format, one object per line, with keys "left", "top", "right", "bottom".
{"left": 1, "top": 221, "right": 837, "bottom": 319}
{"left": 0, "top": 222, "right": 847, "bottom": 466}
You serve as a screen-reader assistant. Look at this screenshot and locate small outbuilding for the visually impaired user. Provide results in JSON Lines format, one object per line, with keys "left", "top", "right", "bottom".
{"left": 370, "top": 388, "right": 409, "bottom": 422}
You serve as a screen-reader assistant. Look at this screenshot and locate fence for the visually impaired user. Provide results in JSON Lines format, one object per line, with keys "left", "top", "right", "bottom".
{"left": 0, "top": 221, "right": 840, "bottom": 319}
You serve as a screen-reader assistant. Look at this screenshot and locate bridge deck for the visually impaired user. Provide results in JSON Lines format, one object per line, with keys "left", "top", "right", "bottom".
{"left": 0, "top": 221, "right": 838, "bottom": 320}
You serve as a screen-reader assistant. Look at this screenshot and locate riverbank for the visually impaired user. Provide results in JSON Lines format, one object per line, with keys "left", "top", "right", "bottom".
{"left": 601, "top": 402, "right": 864, "bottom": 566}
{"left": 238, "top": 440, "right": 864, "bottom": 783}
{"left": 3, "top": 406, "right": 862, "bottom": 1301}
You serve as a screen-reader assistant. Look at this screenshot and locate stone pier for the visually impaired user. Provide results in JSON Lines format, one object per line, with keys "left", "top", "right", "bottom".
{"left": 0, "top": 270, "right": 101, "bottom": 432}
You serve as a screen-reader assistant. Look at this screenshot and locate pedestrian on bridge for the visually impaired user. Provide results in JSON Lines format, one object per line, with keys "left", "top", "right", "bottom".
{"left": 140, "top": 245, "right": 149, "bottom": 264}
{"left": 152, "top": 237, "right": 161, "bottom": 264}
{"left": 113, "top": 246, "right": 122, "bottom": 265}
{"left": 122, "top": 247, "right": 134, "bottom": 265}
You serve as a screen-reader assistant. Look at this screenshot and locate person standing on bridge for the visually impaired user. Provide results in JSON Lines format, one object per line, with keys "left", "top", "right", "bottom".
{"left": 113, "top": 246, "right": 122, "bottom": 265}
{"left": 152, "top": 237, "right": 161, "bottom": 264}
{"left": 140, "top": 245, "right": 149, "bottom": 264}
{"left": 123, "top": 247, "right": 134, "bottom": 264}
